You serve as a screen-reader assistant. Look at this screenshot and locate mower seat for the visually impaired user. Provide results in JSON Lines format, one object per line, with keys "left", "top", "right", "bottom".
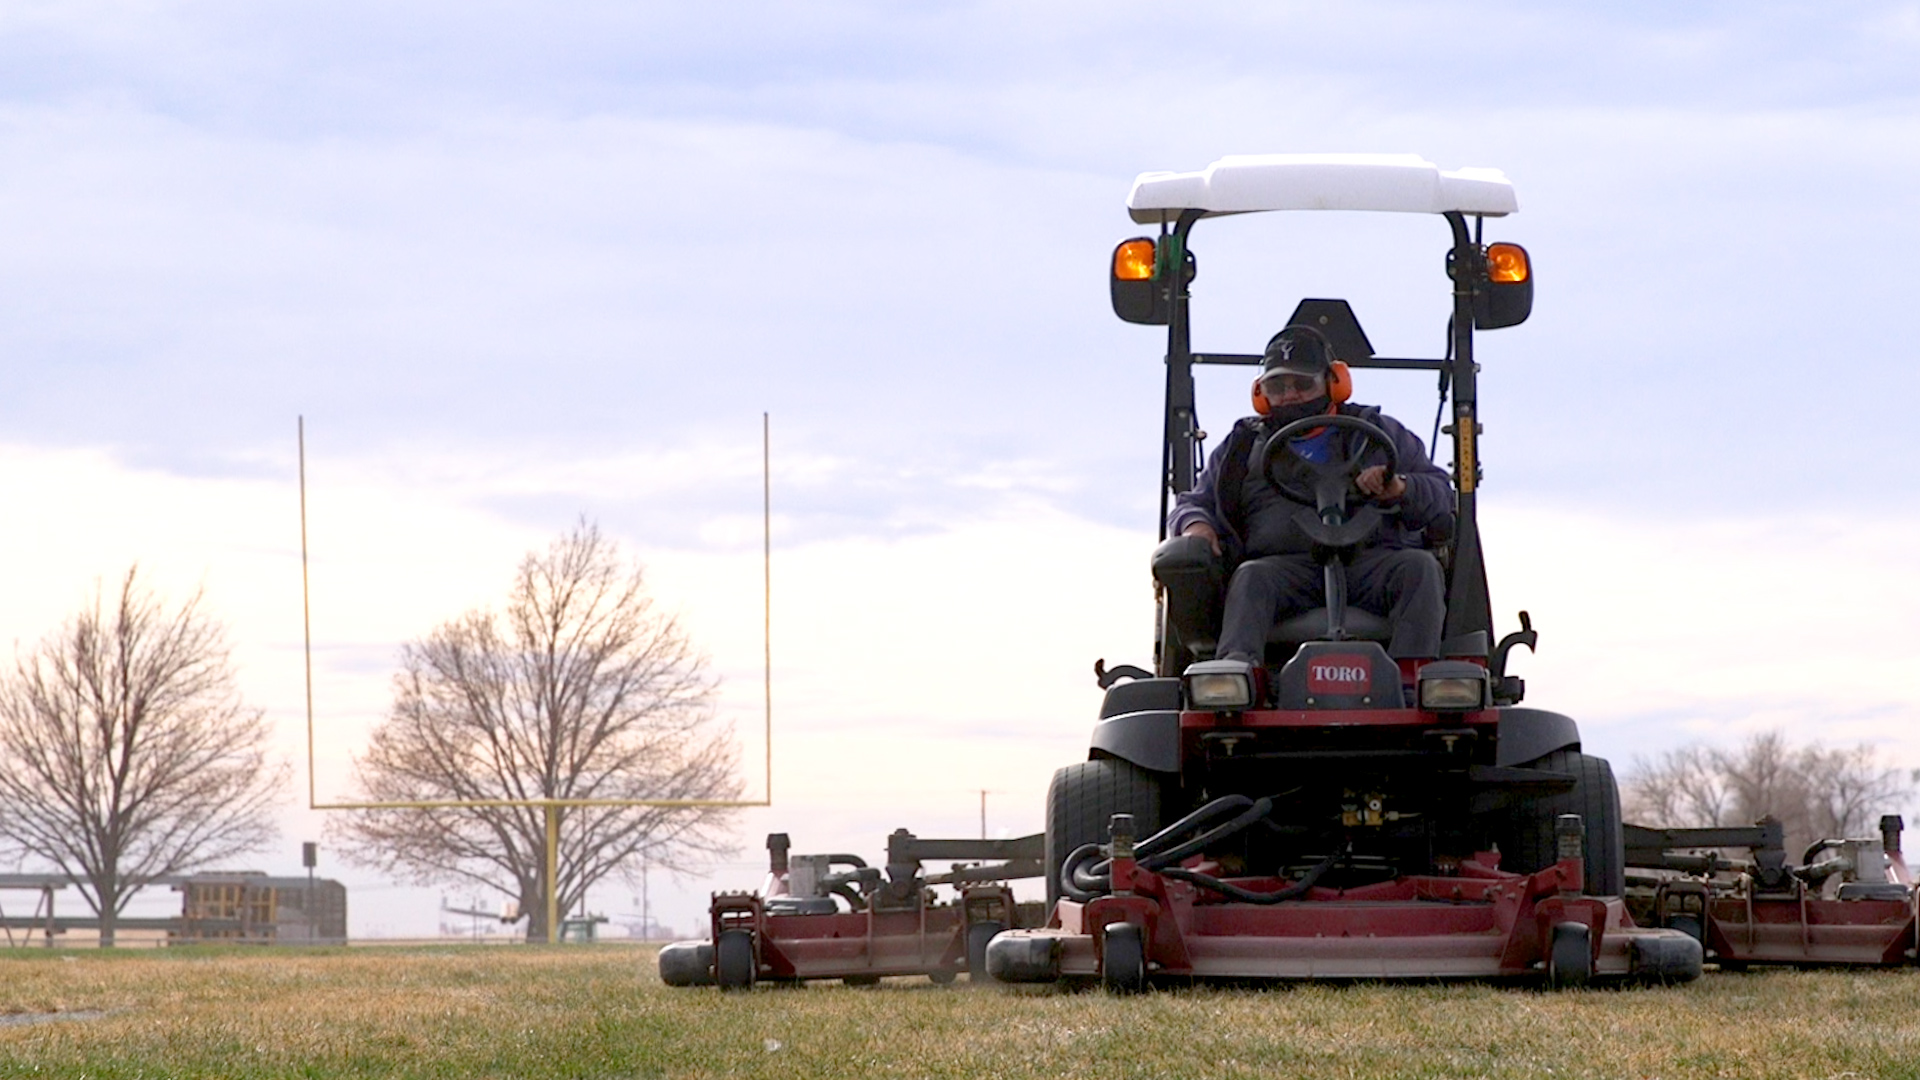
{"left": 1152, "top": 534, "right": 1397, "bottom": 662}
{"left": 1268, "top": 608, "right": 1391, "bottom": 646}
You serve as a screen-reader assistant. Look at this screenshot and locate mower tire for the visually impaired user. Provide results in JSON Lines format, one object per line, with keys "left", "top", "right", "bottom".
{"left": 1500, "top": 749, "right": 1625, "bottom": 897}
{"left": 1044, "top": 758, "right": 1166, "bottom": 905}
{"left": 1668, "top": 913, "right": 1704, "bottom": 946}
{"left": 1547, "top": 921, "right": 1593, "bottom": 988}
{"left": 967, "top": 920, "right": 1004, "bottom": 983}
{"left": 715, "top": 928, "right": 756, "bottom": 991}
{"left": 1101, "top": 922, "right": 1146, "bottom": 993}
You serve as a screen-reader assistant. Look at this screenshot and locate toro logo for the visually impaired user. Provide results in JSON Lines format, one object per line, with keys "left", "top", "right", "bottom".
{"left": 1307, "top": 653, "right": 1373, "bottom": 695}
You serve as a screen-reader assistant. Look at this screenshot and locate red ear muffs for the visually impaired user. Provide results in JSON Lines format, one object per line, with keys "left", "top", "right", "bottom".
{"left": 1327, "top": 360, "right": 1352, "bottom": 404}
{"left": 1253, "top": 359, "right": 1350, "bottom": 413}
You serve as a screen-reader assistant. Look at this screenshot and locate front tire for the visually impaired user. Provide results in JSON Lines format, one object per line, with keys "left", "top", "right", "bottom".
{"left": 1101, "top": 922, "right": 1146, "bottom": 993}
{"left": 1547, "top": 921, "right": 1593, "bottom": 988}
{"left": 1669, "top": 913, "right": 1704, "bottom": 946}
{"left": 715, "top": 929, "right": 755, "bottom": 991}
{"left": 966, "top": 920, "right": 1004, "bottom": 983}
{"left": 1500, "top": 749, "right": 1624, "bottom": 897}
{"left": 1044, "top": 758, "right": 1166, "bottom": 906}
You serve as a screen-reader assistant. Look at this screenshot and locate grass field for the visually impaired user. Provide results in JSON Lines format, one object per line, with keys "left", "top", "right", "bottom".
{"left": 1, "top": 944, "right": 1917, "bottom": 1079}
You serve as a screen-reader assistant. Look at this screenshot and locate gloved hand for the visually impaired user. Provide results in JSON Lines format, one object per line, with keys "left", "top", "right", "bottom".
{"left": 1356, "top": 466, "right": 1406, "bottom": 502}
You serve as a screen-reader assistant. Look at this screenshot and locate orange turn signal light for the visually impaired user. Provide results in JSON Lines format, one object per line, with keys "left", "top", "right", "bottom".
{"left": 1113, "top": 239, "right": 1157, "bottom": 281}
{"left": 1486, "top": 242, "right": 1529, "bottom": 284}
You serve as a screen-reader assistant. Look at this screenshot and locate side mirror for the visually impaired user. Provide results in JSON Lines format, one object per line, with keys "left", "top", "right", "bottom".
{"left": 1473, "top": 242, "right": 1533, "bottom": 329}
{"left": 1109, "top": 237, "right": 1193, "bottom": 325}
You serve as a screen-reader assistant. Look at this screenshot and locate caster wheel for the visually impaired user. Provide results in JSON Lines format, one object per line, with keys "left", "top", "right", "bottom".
{"left": 1547, "top": 921, "right": 1592, "bottom": 989}
{"left": 1101, "top": 922, "right": 1146, "bottom": 994}
{"left": 716, "top": 929, "right": 756, "bottom": 991}
{"left": 967, "top": 921, "right": 1005, "bottom": 983}
{"left": 1668, "top": 914, "right": 1704, "bottom": 945}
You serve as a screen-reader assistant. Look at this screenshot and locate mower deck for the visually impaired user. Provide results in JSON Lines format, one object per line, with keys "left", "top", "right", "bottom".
{"left": 1701, "top": 893, "right": 1917, "bottom": 967}
{"left": 1625, "top": 819, "right": 1920, "bottom": 969}
{"left": 990, "top": 851, "right": 1700, "bottom": 985}
{"left": 696, "top": 885, "right": 1018, "bottom": 984}
{"left": 659, "top": 830, "right": 1042, "bottom": 989}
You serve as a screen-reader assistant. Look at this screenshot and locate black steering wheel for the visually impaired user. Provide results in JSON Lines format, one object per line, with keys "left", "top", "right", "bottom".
{"left": 1259, "top": 413, "right": 1400, "bottom": 513}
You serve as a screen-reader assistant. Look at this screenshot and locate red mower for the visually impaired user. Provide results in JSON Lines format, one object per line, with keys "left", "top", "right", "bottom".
{"left": 986, "top": 154, "right": 1702, "bottom": 989}
{"left": 659, "top": 830, "right": 1044, "bottom": 989}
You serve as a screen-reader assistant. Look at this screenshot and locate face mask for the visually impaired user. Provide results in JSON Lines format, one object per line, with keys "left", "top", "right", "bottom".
{"left": 1266, "top": 395, "right": 1331, "bottom": 430}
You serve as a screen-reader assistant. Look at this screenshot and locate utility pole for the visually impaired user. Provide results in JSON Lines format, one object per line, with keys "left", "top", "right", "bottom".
{"left": 302, "top": 841, "right": 318, "bottom": 942}
{"left": 978, "top": 790, "right": 1002, "bottom": 839}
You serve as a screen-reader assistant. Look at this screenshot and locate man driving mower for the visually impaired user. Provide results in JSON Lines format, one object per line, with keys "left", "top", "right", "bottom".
{"left": 1160, "top": 325, "right": 1451, "bottom": 679}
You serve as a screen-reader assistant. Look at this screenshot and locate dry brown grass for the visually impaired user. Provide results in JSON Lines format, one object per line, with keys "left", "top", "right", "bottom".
{"left": 0, "top": 944, "right": 1917, "bottom": 1078}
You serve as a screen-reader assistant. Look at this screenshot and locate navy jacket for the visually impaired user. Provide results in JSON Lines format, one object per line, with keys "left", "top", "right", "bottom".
{"left": 1166, "top": 403, "right": 1454, "bottom": 567}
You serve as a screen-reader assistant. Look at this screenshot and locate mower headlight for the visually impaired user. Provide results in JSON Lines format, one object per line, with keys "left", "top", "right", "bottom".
{"left": 1189, "top": 674, "right": 1251, "bottom": 709}
{"left": 1416, "top": 662, "right": 1490, "bottom": 712}
{"left": 1183, "top": 659, "right": 1258, "bottom": 710}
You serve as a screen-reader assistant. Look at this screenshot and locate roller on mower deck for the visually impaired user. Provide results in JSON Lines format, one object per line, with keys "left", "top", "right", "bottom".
{"left": 986, "top": 154, "right": 1703, "bottom": 989}
{"left": 659, "top": 829, "right": 1046, "bottom": 989}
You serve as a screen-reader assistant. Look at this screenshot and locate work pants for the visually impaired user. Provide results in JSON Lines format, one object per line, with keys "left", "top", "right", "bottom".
{"left": 1216, "top": 547, "right": 1444, "bottom": 663}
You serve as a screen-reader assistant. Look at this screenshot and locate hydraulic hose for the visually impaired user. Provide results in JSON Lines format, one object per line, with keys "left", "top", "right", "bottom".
{"left": 1158, "top": 844, "right": 1347, "bottom": 905}
{"left": 1139, "top": 798, "right": 1274, "bottom": 872}
{"left": 1058, "top": 794, "right": 1282, "bottom": 902}
{"left": 1061, "top": 843, "right": 1108, "bottom": 901}
{"left": 1137, "top": 796, "right": 1257, "bottom": 859}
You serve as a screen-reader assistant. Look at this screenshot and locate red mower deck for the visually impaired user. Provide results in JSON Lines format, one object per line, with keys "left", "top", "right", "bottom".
{"left": 991, "top": 825, "right": 1697, "bottom": 987}
{"left": 659, "top": 830, "right": 1043, "bottom": 989}
{"left": 1625, "top": 816, "right": 1920, "bottom": 969}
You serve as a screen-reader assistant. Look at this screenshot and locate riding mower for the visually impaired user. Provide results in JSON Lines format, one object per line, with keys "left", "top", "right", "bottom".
{"left": 986, "top": 154, "right": 1702, "bottom": 988}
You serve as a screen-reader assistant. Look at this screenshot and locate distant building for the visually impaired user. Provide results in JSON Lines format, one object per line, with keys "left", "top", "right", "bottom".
{"left": 173, "top": 872, "right": 347, "bottom": 944}
{"left": 0, "top": 870, "right": 349, "bottom": 945}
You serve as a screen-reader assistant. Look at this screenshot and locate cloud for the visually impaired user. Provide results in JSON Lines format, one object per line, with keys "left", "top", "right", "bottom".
{"left": 6, "top": 95, "right": 1917, "bottom": 536}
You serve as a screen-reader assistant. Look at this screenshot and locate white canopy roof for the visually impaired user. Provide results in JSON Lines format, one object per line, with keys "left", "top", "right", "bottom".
{"left": 1127, "top": 154, "right": 1517, "bottom": 224}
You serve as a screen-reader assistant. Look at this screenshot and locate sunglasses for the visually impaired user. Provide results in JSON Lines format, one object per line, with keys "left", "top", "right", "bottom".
{"left": 1260, "top": 373, "right": 1325, "bottom": 396}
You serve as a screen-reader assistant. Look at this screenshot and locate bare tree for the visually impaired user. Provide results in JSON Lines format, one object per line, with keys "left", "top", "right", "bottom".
{"left": 330, "top": 522, "right": 741, "bottom": 940}
{"left": 0, "top": 568, "right": 287, "bottom": 945}
{"left": 1622, "top": 744, "right": 1732, "bottom": 830}
{"left": 1716, "top": 731, "right": 1816, "bottom": 846}
{"left": 1624, "top": 730, "right": 1912, "bottom": 857}
{"left": 1803, "top": 744, "right": 1917, "bottom": 844}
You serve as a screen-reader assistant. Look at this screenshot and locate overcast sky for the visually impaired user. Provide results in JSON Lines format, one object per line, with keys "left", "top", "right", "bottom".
{"left": 2, "top": 2, "right": 1917, "bottom": 939}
